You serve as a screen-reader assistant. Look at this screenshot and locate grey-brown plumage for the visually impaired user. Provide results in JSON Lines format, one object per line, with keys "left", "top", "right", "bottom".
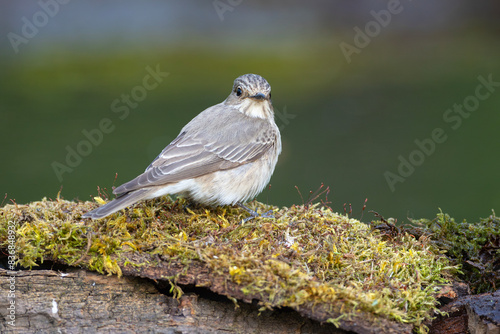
{"left": 83, "top": 74, "right": 281, "bottom": 219}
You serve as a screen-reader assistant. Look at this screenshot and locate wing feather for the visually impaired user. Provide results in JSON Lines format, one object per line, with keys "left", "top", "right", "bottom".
{"left": 113, "top": 105, "right": 278, "bottom": 195}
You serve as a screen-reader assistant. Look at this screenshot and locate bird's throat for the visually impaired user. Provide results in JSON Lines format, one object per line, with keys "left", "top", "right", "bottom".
{"left": 239, "top": 99, "right": 273, "bottom": 120}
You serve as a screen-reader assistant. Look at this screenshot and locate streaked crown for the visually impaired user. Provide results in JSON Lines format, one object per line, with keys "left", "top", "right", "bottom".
{"left": 232, "top": 74, "right": 271, "bottom": 100}
{"left": 224, "top": 74, "right": 273, "bottom": 119}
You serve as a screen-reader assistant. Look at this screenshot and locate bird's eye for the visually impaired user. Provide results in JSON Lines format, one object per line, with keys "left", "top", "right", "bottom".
{"left": 236, "top": 87, "right": 242, "bottom": 97}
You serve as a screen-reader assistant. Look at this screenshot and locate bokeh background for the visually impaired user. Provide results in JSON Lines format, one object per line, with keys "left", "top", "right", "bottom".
{"left": 1, "top": 1, "right": 499, "bottom": 222}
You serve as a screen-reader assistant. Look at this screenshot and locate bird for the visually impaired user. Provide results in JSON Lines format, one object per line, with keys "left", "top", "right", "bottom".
{"left": 82, "top": 73, "right": 282, "bottom": 220}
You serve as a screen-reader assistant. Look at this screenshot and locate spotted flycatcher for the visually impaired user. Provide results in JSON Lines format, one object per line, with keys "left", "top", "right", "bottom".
{"left": 83, "top": 74, "right": 281, "bottom": 219}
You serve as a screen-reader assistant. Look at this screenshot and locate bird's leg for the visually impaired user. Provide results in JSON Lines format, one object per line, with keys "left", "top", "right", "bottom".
{"left": 237, "top": 202, "right": 274, "bottom": 223}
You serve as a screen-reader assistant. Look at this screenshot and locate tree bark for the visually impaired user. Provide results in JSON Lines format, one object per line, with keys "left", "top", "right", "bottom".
{"left": 0, "top": 267, "right": 344, "bottom": 334}
{"left": 430, "top": 289, "right": 500, "bottom": 334}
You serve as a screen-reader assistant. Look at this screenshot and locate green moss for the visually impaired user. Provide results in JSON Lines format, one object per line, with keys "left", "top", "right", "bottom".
{"left": 405, "top": 209, "right": 500, "bottom": 293}
{"left": 1, "top": 196, "right": 461, "bottom": 333}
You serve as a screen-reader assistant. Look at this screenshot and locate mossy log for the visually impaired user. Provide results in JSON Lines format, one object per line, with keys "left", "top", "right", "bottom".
{"left": 3, "top": 196, "right": 497, "bottom": 333}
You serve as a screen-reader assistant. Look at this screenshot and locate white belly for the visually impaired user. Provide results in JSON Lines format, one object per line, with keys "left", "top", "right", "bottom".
{"left": 146, "top": 147, "right": 280, "bottom": 206}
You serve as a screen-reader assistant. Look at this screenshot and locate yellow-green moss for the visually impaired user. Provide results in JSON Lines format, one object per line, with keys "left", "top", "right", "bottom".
{"left": 1, "top": 196, "right": 459, "bottom": 333}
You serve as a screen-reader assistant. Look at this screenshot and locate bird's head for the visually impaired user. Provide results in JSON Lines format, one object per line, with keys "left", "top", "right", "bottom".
{"left": 224, "top": 74, "right": 273, "bottom": 119}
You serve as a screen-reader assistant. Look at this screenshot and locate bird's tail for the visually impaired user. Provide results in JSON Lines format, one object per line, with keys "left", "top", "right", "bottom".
{"left": 82, "top": 188, "right": 153, "bottom": 220}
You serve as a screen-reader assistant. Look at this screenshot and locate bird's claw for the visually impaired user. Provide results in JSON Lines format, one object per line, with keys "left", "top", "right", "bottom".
{"left": 238, "top": 203, "right": 275, "bottom": 224}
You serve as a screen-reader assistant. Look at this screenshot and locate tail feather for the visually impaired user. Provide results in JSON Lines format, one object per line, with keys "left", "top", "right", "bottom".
{"left": 82, "top": 189, "right": 153, "bottom": 220}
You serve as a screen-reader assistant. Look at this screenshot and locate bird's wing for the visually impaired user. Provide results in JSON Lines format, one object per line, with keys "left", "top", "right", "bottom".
{"left": 113, "top": 107, "right": 278, "bottom": 195}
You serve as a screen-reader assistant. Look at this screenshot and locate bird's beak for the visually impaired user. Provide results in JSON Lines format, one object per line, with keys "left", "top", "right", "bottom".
{"left": 250, "top": 92, "right": 267, "bottom": 100}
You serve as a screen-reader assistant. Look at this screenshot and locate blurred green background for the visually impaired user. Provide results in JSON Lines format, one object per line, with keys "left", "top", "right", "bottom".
{"left": 1, "top": 1, "right": 499, "bottom": 222}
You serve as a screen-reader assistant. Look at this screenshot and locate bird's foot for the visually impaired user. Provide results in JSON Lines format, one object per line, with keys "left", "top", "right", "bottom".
{"left": 238, "top": 203, "right": 274, "bottom": 223}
